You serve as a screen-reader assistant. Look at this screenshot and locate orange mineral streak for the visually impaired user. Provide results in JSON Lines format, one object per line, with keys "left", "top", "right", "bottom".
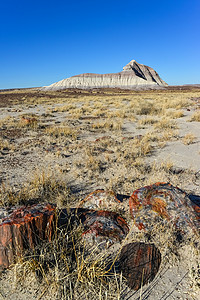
{"left": 138, "top": 223, "right": 145, "bottom": 230}
{"left": 154, "top": 182, "right": 167, "bottom": 187}
{"left": 20, "top": 116, "right": 37, "bottom": 124}
{"left": 151, "top": 197, "right": 169, "bottom": 219}
{"left": 129, "top": 193, "right": 142, "bottom": 212}
{"left": 129, "top": 182, "right": 200, "bottom": 234}
{"left": 192, "top": 204, "right": 200, "bottom": 215}
{"left": 80, "top": 209, "right": 129, "bottom": 245}
{"left": 0, "top": 204, "right": 56, "bottom": 269}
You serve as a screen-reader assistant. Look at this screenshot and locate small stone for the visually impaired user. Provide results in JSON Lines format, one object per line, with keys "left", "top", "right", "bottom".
{"left": 118, "top": 242, "right": 161, "bottom": 290}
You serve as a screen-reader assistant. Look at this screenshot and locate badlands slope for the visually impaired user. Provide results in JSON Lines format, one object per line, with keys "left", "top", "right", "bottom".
{"left": 42, "top": 59, "right": 168, "bottom": 90}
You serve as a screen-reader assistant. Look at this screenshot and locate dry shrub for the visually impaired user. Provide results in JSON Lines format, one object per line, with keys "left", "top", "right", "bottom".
{"left": 45, "top": 126, "right": 77, "bottom": 139}
{"left": 189, "top": 111, "right": 200, "bottom": 122}
{"left": 0, "top": 170, "right": 71, "bottom": 207}
{"left": 154, "top": 118, "right": 178, "bottom": 130}
{"left": 92, "top": 119, "right": 123, "bottom": 131}
{"left": 164, "top": 110, "right": 184, "bottom": 119}
{"left": 0, "top": 137, "right": 15, "bottom": 151}
{"left": 138, "top": 116, "right": 158, "bottom": 125}
{"left": 182, "top": 133, "right": 196, "bottom": 145}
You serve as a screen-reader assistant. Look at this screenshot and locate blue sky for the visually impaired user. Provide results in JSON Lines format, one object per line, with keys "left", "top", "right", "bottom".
{"left": 0, "top": 0, "right": 199, "bottom": 88}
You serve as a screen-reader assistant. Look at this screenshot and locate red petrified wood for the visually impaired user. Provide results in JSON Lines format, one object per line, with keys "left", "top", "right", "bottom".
{"left": 80, "top": 210, "right": 129, "bottom": 247}
{"left": 118, "top": 242, "right": 161, "bottom": 290}
{"left": 129, "top": 182, "right": 200, "bottom": 234}
{"left": 0, "top": 204, "right": 56, "bottom": 270}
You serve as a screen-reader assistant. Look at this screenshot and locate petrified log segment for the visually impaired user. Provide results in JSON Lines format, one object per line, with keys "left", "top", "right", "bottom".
{"left": 80, "top": 210, "right": 129, "bottom": 247}
{"left": 0, "top": 204, "right": 56, "bottom": 269}
{"left": 118, "top": 242, "right": 161, "bottom": 290}
{"left": 77, "top": 189, "right": 120, "bottom": 210}
{"left": 129, "top": 182, "right": 200, "bottom": 234}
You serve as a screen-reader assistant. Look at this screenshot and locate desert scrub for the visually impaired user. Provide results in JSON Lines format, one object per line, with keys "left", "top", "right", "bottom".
{"left": 106, "top": 110, "right": 127, "bottom": 119}
{"left": 189, "top": 110, "right": 200, "bottom": 122}
{"left": 45, "top": 125, "right": 77, "bottom": 139}
{"left": 117, "top": 138, "right": 153, "bottom": 167}
{"left": 92, "top": 119, "right": 123, "bottom": 131}
{"left": 134, "top": 101, "right": 160, "bottom": 115}
{"left": 138, "top": 116, "right": 158, "bottom": 125}
{"left": 18, "top": 114, "right": 39, "bottom": 129}
{"left": 0, "top": 116, "right": 17, "bottom": 128}
{"left": 154, "top": 118, "right": 178, "bottom": 130}
{"left": 0, "top": 170, "right": 72, "bottom": 207}
{"left": 182, "top": 133, "right": 196, "bottom": 145}
{"left": 51, "top": 103, "right": 77, "bottom": 113}
{"left": 161, "top": 98, "right": 191, "bottom": 109}
{"left": 0, "top": 137, "right": 15, "bottom": 151}
{"left": 164, "top": 109, "right": 184, "bottom": 119}
{"left": 160, "top": 128, "right": 179, "bottom": 141}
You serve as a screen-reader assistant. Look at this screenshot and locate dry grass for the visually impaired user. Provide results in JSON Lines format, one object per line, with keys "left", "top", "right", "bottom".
{"left": 182, "top": 133, "right": 196, "bottom": 145}
{"left": 45, "top": 125, "right": 78, "bottom": 139}
{"left": 138, "top": 116, "right": 158, "bottom": 125}
{"left": 9, "top": 219, "right": 125, "bottom": 299}
{"left": 0, "top": 137, "right": 15, "bottom": 151}
{"left": 189, "top": 110, "right": 200, "bottom": 122}
{"left": 164, "top": 109, "right": 184, "bottom": 119}
{"left": 154, "top": 118, "right": 178, "bottom": 130}
{"left": 0, "top": 170, "right": 72, "bottom": 207}
{"left": 92, "top": 119, "right": 123, "bottom": 131}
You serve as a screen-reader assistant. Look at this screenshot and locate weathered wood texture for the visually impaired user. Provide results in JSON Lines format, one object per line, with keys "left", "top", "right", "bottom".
{"left": 118, "top": 242, "right": 161, "bottom": 290}
{"left": 80, "top": 209, "right": 129, "bottom": 247}
{"left": 0, "top": 204, "right": 56, "bottom": 269}
{"left": 77, "top": 189, "right": 120, "bottom": 210}
{"left": 129, "top": 182, "right": 200, "bottom": 234}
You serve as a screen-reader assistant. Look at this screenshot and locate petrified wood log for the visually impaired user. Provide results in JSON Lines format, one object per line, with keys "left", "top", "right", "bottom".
{"left": 77, "top": 189, "right": 121, "bottom": 210}
{"left": 0, "top": 204, "right": 56, "bottom": 269}
{"left": 80, "top": 209, "right": 129, "bottom": 247}
{"left": 0, "top": 205, "right": 129, "bottom": 270}
{"left": 118, "top": 242, "right": 161, "bottom": 290}
{"left": 129, "top": 182, "right": 200, "bottom": 234}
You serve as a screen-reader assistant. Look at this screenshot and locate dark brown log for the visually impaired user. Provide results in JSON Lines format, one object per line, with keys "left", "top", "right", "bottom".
{"left": 118, "top": 242, "right": 161, "bottom": 290}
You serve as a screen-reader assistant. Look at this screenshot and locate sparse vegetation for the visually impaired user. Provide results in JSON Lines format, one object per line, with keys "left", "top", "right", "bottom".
{"left": 0, "top": 87, "right": 200, "bottom": 299}
{"left": 182, "top": 133, "right": 196, "bottom": 145}
{"left": 189, "top": 110, "right": 200, "bottom": 122}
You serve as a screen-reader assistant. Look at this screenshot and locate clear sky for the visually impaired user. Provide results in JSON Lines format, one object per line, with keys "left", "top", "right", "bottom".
{"left": 0, "top": 0, "right": 199, "bottom": 89}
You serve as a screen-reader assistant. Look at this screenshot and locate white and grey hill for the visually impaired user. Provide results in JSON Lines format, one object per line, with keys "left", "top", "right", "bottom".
{"left": 42, "top": 60, "right": 168, "bottom": 90}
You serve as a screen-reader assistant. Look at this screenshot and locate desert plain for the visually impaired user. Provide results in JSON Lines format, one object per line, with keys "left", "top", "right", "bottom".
{"left": 0, "top": 86, "right": 200, "bottom": 299}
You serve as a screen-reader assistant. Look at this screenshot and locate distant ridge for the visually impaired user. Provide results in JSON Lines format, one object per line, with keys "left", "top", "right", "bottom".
{"left": 42, "top": 60, "right": 168, "bottom": 90}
